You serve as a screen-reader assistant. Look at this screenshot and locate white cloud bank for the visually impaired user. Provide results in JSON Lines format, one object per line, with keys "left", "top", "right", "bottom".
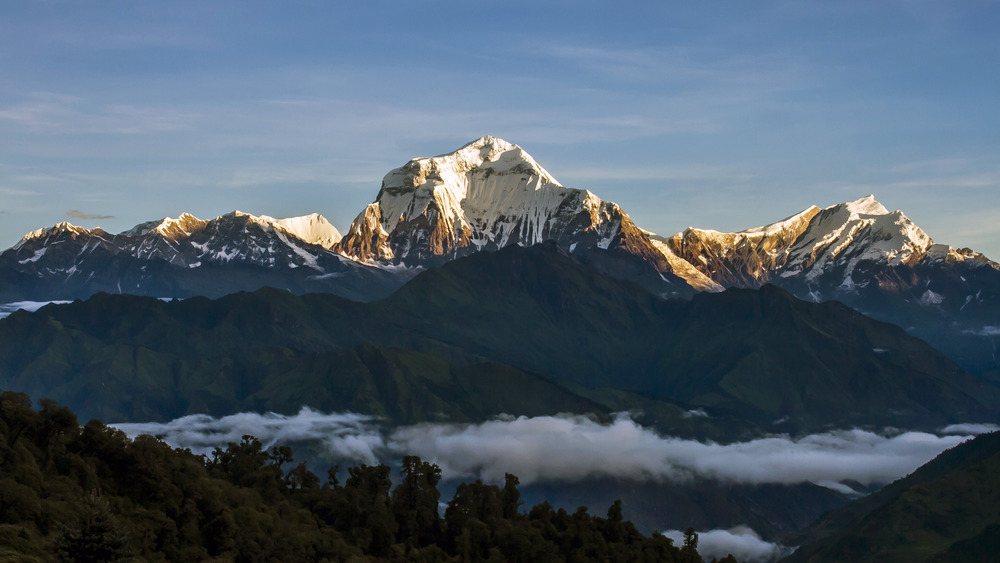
{"left": 113, "top": 407, "right": 385, "bottom": 465}
{"left": 389, "top": 414, "right": 972, "bottom": 488}
{"left": 663, "top": 526, "right": 793, "bottom": 563}
{"left": 113, "top": 411, "right": 983, "bottom": 490}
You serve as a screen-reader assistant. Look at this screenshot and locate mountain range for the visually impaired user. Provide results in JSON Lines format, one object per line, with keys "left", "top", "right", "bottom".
{"left": 2, "top": 242, "right": 996, "bottom": 435}
{"left": 0, "top": 210, "right": 407, "bottom": 303}
{"left": 3, "top": 136, "right": 997, "bottom": 382}
{"left": 2, "top": 137, "right": 999, "bottom": 552}
{"left": 5, "top": 241, "right": 998, "bottom": 541}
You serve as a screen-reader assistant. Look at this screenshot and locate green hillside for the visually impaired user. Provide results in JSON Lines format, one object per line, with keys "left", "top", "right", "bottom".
{"left": 786, "top": 431, "right": 1000, "bottom": 562}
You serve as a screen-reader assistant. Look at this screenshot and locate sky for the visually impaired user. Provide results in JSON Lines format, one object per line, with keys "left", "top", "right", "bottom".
{"left": 2, "top": 1, "right": 999, "bottom": 257}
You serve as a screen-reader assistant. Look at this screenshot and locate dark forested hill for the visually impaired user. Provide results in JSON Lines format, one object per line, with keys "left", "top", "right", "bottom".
{"left": 0, "top": 391, "right": 712, "bottom": 562}
{"left": 0, "top": 243, "right": 997, "bottom": 435}
{"left": 786, "top": 431, "right": 1000, "bottom": 562}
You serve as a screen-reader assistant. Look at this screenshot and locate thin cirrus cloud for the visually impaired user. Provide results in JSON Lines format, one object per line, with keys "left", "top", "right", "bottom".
{"left": 112, "top": 410, "right": 982, "bottom": 491}
{"left": 0, "top": 93, "right": 201, "bottom": 136}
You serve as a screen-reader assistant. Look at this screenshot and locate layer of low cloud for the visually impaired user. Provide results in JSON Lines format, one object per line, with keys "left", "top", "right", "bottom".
{"left": 941, "top": 423, "right": 1000, "bottom": 435}
{"left": 113, "top": 407, "right": 385, "bottom": 465}
{"left": 67, "top": 209, "right": 115, "bottom": 220}
{"left": 663, "top": 526, "right": 793, "bottom": 563}
{"left": 113, "top": 411, "right": 977, "bottom": 491}
{"left": 389, "top": 415, "right": 969, "bottom": 487}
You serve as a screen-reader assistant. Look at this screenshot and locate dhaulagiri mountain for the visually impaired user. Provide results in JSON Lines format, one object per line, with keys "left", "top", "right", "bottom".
{"left": 336, "top": 136, "right": 701, "bottom": 293}
{"left": 2, "top": 136, "right": 998, "bottom": 379}
{"left": 786, "top": 430, "right": 1000, "bottom": 562}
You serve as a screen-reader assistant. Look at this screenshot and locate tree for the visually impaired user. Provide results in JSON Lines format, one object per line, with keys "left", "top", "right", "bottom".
{"left": 500, "top": 473, "right": 521, "bottom": 520}
{"left": 391, "top": 455, "right": 442, "bottom": 548}
{"left": 56, "top": 491, "right": 131, "bottom": 563}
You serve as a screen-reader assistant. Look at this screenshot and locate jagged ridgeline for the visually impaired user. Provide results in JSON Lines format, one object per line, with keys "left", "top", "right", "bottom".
{"left": 1, "top": 244, "right": 997, "bottom": 434}
{"left": 0, "top": 391, "right": 713, "bottom": 562}
{"left": 2, "top": 136, "right": 999, "bottom": 379}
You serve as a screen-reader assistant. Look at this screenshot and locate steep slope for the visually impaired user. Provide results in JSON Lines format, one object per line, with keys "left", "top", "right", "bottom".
{"left": 0, "top": 211, "right": 404, "bottom": 302}
{"left": 0, "top": 290, "right": 603, "bottom": 424}
{"left": 376, "top": 244, "right": 1000, "bottom": 433}
{"left": 1, "top": 243, "right": 996, "bottom": 435}
{"left": 786, "top": 431, "right": 1000, "bottom": 562}
{"left": 336, "top": 136, "right": 695, "bottom": 296}
{"left": 664, "top": 205, "right": 821, "bottom": 287}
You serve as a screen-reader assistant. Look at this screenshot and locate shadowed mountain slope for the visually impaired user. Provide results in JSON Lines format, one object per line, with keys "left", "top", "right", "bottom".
{"left": 786, "top": 431, "right": 1000, "bottom": 562}
{"left": 0, "top": 243, "right": 996, "bottom": 435}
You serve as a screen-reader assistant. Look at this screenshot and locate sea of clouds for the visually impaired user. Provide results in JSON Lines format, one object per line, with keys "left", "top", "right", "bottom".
{"left": 113, "top": 409, "right": 990, "bottom": 492}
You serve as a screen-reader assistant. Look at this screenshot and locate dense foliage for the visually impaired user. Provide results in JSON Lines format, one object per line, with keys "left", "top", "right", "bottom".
{"left": 0, "top": 391, "right": 730, "bottom": 562}
{"left": 788, "top": 431, "right": 1000, "bottom": 562}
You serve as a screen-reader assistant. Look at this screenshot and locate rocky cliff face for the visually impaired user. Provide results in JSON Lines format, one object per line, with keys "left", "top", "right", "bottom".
{"left": 663, "top": 195, "right": 997, "bottom": 300}
{"left": 336, "top": 136, "right": 683, "bottom": 282}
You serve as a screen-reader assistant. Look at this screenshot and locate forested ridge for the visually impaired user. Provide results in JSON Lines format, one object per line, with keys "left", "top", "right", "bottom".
{"left": 0, "top": 391, "right": 731, "bottom": 562}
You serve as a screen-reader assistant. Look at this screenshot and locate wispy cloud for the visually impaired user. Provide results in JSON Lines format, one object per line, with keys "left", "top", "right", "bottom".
{"left": 888, "top": 157, "right": 972, "bottom": 174}
{"left": 557, "top": 164, "right": 754, "bottom": 185}
{"left": 530, "top": 41, "right": 821, "bottom": 110}
{"left": 535, "top": 43, "right": 811, "bottom": 91}
{"left": 663, "top": 526, "right": 793, "bottom": 563}
{"left": 67, "top": 210, "right": 115, "bottom": 220}
{"left": 942, "top": 423, "right": 1000, "bottom": 435}
{"left": 113, "top": 408, "right": 386, "bottom": 465}
{"left": 0, "top": 93, "right": 201, "bottom": 135}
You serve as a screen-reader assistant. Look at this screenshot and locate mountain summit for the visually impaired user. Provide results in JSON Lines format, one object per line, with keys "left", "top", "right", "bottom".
{"left": 665, "top": 195, "right": 967, "bottom": 290}
{"left": 336, "top": 136, "right": 680, "bottom": 281}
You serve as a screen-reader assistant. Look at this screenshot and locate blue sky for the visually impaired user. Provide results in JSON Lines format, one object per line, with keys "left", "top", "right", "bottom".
{"left": 2, "top": 1, "right": 999, "bottom": 257}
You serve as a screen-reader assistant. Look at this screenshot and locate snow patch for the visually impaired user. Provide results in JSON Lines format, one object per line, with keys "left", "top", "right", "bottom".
{"left": 919, "top": 289, "right": 944, "bottom": 306}
{"left": 18, "top": 247, "right": 47, "bottom": 264}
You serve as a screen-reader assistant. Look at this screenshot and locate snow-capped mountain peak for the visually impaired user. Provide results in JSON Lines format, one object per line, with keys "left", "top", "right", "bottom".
{"left": 786, "top": 195, "right": 932, "bottom": 279}
{"left": 843, "top": 194, "right": 889, "bottom": 217}
{"left": 13, "top": 221, "right": 94, "bottom": 250}
{"left": 375, "top": 135, "right": 564, "bottom": 236}
{"left": 337, "top": 136, "right": 670, "bottom": 274}
{"left": 262, "top": 213, "right": 342, "bottom": 248}
{"left": 122, "top": 212, "right": 208, "bottom": 239}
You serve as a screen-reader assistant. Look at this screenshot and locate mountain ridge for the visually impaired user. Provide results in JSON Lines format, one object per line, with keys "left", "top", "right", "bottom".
{"left": 2, "top": 243, "right": 996, "bottom": 435}
{"left": 2, "top": 136, "right": 998, "bottom": 379}
{"left": 0, "top": 209, "right": 404, "bottom": 303}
